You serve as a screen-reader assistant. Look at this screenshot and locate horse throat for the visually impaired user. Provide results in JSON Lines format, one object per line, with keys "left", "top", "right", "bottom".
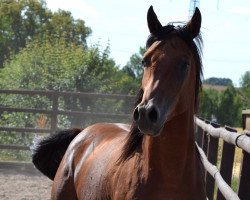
{"left": 141, "top": 110, "right": 199, "bottom": 189}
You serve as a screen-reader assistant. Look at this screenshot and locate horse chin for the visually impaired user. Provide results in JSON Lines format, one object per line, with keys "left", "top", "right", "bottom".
{"left": 138, "top": 124, "right": 164, "bottom": 137}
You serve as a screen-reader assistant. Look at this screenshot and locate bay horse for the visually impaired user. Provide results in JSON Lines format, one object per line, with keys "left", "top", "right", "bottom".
{"left": 32, "top": 6, "right": 206, "bottom": 200}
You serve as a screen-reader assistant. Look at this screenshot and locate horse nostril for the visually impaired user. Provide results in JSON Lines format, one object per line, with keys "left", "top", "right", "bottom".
{"left": 133, "top": 107, "right": 140, "bottom": 122}
{"left": 148, "top": 107, "right": 158, "bottom": 123}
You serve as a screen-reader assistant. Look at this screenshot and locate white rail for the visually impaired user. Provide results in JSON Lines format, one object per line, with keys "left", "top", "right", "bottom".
{"left": 195, "top": 117, "right": 250, "bottom": 154}
{"left": 196, "top": 144, "right": 240, "bottom": 200}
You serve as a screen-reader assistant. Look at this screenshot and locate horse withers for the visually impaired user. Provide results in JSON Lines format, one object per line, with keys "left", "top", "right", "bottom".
{"left": 32, "top": 6, "right": 206, "bottom": 200}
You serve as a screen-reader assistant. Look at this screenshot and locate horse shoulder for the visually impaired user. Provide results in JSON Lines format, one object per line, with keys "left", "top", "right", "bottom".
{"left": 51, "top": 128, "right": 95, "bottom": 200}
{"left": 71, "top": 123, "right": 130, "bottom": 199}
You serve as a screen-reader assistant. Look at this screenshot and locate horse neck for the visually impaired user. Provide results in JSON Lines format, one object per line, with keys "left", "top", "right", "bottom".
{"left": 142, "top": 108, "right": 197, "bottom": 184}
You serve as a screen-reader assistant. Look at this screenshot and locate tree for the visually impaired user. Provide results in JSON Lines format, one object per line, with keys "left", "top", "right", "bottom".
{"left": 122, "top": 47, "right": 145, "bottom": 85}
{"left": 198, "top": 85, "right": 243, "bottom": 127}
{"left": 0, "top": 0, "right": 91, "bottom": 67}
{"left": 217, "top": 85, "right": 242, "bottom": 126}
{"left": 0, "top": 37, "right": 138, "bottom": 125}
{"left": 43, "top": 9, "right": 91, "bottom": 47}
{"left": 240, "top": 71, "right": 250, "bottom": 108}
{"left": 203, "top": 77, "right": 233, "bottom": 86}
{"left": 0, "top": 37, "right": 137, "bottom": 93}
{"left": 198, "top": 88, "right": 220, "bottom": 121}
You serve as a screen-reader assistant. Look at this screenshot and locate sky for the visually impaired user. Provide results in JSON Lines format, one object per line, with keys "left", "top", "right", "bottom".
{"left": 45, "top": 0, "right": 250, "bottom": 86}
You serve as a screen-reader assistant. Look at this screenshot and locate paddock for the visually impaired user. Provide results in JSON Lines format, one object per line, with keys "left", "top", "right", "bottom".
{"left": 0, "top": 166, "right": 51, "bottom": 200}
{"left": 0, "top": 90, "right": 250, "bottom": 199}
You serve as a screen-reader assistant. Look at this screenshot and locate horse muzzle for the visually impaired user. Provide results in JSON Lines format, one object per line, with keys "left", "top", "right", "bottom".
{"left": 133, "top": 99, "right": 165, "bottom": 136}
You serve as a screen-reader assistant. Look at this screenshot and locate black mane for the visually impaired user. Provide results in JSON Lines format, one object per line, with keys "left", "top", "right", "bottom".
{"left": 118, "top": 89, "right": 144, "bottom": 162}
{"left": 119, "top": 23, "right": 203, "bottom": 162}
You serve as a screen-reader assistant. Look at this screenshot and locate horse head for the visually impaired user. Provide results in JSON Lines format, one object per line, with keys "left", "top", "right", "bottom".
{"left": 133, "top": 6, "right": 202, "bottom": 136}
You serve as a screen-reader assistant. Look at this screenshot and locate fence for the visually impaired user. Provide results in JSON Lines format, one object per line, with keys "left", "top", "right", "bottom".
{"left": 0, "top": 89, "right": 135, "bottom": 153}
{"left": 195, "top": 117, "right": 250, "bottom": 200}
{"left": 1, "top": 89, "right": 250, "bottom": 199}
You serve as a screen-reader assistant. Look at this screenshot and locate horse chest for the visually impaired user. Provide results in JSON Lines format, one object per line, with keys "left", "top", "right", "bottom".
{"left": 109, "top": 162, "right": 172, "bottom": 200}
{"left": 110, "top": 163, "right": 204, "bottom": 200}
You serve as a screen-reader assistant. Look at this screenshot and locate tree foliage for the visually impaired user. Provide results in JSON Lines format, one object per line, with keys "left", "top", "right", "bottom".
{"left": 240, "top": 71, "right": 250, "bottom": 108}
{"left": 198, "top": 85, "right": 243, "bottom": 127}
{"left": 198, "top": 88, "right": 220, "bottom": 120}
{"left": 217, "top": 86, "right": 242, "bottom": 126}
{"left": 122, "top": 47, "right": 145, "bottom": 85}
{"left": 203, "top": 77, "right": 233, "bottom": 86}
{"left": 0, "top": 36, "right": 138, "bottom": 130}
{"left": 0, "top": 37, "right": 133, "bottom": 93}
{"left": 0, "top": 0, "right": 91, "bottom": 67}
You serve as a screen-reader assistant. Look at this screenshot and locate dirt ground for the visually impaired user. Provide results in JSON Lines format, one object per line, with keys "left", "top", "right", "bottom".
{"left": 0, "top": 169, "right": 52, "bottom": 200}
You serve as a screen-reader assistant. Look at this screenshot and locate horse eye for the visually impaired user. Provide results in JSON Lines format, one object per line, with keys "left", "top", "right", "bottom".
{"left": 141, "top": 59, "right": 147, "bottom": 67}
{"left": 180, "top": 61, "right": 190, "bottom": 71}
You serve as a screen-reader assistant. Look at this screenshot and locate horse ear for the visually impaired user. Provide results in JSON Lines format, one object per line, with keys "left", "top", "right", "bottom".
{"left": 187, "top": 7, "right": 201, "bottom": 38}
{"left": 147, "top": 6, "right": 163, "bottom": 34}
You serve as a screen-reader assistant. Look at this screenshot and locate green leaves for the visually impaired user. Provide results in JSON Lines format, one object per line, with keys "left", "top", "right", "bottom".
{"left": 217, "top": 86, "right": 242, "bottom": 126}
{"left": 199, "top": 88, "right": 220, "bottom": 120}
{"left": 0, "top": 0, "right": 91, "bottom": 67}
{"left": 0, "top": 34, "right": 138, "bottom": 109}
{"left": 199, "top": 85, "right": 243, "bottom": 127}
{"left": 240, "top": 71, "right": 250, "bottom": 108}
{"left": 122, "top": 46, "right": 145, "bottom": 84}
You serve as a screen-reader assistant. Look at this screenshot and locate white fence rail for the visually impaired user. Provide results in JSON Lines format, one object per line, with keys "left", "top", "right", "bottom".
{"left": 195, "top": 117, "right": 250, "bottom": 200}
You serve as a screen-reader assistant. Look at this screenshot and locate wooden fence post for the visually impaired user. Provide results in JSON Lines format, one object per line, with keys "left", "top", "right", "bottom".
{"left": 206, "top": 122, "right": 220, "bottom": 200}
{"left": 242, "top": 109, "right": 250, "bottom": 130}
{"left": 216, "top": 126, "right": 236, "bottom": 200}
{"left": 238, "top": 109, "right": 250, "bottom": 200}
{"left": 51, "top": 92, "right": 58, "bottom": 135}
